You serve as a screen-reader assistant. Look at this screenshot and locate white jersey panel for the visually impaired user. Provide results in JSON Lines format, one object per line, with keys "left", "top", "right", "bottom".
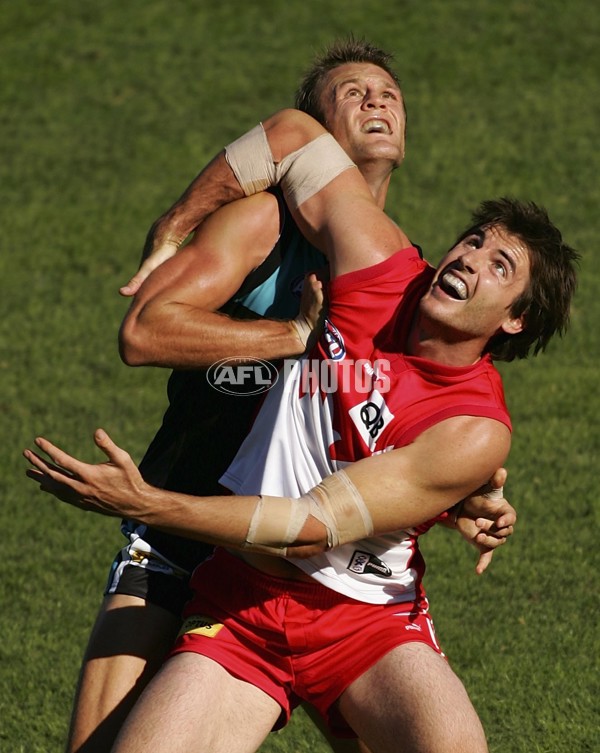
{"left": 293, "top": 532, "right": 419, "bottom": 604}
{"left": 221, "top": 357, "right": 340, "bottom": 498}
{"left": 221, "top": 355, "right": 421, "bottom": 605}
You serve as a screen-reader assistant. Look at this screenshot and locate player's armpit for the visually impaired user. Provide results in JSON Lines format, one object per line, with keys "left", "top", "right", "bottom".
{"left": 341, "top": 415, "right": 511, "bottom": 535}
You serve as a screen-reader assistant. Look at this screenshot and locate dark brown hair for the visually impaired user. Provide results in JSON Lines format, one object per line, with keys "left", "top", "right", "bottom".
{"left": 460, "top": 198, "right": 580, "bottom": 361}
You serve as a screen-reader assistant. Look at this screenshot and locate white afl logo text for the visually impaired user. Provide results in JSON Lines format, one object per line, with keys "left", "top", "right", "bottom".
{"left": 206, "top": 358, "right": 279, "bottom": 396}
{"left": 324, "top": 319, "right": 346, "bottom": 361}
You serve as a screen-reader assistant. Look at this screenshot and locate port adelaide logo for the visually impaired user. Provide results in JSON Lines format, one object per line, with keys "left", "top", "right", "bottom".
{"left": 206, "top": 357, "right": 279, "bottom": 396}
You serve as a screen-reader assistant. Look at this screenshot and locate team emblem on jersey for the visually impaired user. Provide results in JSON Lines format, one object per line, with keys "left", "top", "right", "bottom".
{"left": 323, "top": 319, "right": 346, "bottom": 361}
{"left": 348, "top": 390, "right": 395, "bottom": 449}
{"left": 347, "top": 550, "right": 392, "bottom": 578}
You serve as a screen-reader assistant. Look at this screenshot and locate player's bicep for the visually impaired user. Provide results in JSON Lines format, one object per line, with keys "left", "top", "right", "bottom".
{"left": 342, "top": 416, "right": 511, "bottom": 534}
{"left": 135, "top": 192, "right": 281, "bottom": 313}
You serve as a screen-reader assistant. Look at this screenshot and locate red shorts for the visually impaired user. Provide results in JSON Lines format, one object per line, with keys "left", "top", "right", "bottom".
{"left": 171, "top": 548, "right": 443, "bottom": 737}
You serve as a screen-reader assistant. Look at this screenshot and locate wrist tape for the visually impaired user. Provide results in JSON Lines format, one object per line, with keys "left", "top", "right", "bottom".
{"left": 225, "top": 124, "right": 355, "bottom": 209}
{"left": 291, "top": 313, "right": 313, "bottom": 350}
{"left": 243, "top": 469, "right": 374, "bottom": 556}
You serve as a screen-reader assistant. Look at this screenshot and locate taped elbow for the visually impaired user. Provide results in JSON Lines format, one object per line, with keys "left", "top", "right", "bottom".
{"left": 242, "top": 471, "right": 373, "bottom": 558}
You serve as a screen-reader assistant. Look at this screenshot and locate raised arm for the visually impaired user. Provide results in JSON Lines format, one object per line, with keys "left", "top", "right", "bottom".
{"left": 124, "top": 109, "right": 410, "bottom": 294}
{"left": 24, "top": 415, "right": 509, "bottom": 559}
{"left": 230, "top": 109, "right": 411, "bottom": 277}
{"left": 119, "top": 192, "right": 312, "bottom": 368}
{"left": 121, "top": 153, "right": 246, "bottom": 296}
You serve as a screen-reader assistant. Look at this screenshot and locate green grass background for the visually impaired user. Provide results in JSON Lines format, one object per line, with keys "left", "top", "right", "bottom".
{"left": 1, "top": 0, "right": 598, "bottom": 751}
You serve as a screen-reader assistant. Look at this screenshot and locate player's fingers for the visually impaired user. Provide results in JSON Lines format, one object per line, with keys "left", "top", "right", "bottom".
{"left": 489, "top": 467, "right": 508, "bottom": 490}
{"left": 25, "top": 467, "right": 46, "bottom": 482}
{"left": 474, "top": 533, "right": 508, "bottom": 549}
{"left": 24, "top": 448, "right": 67, "bottom": 476}
{"left": 119, "top": 274, "right": 144, "bottom": 297}
{"left": 31, "top": 437, "right": 83, "bottom": 474}
{"left": 24, "top": 451, "right": 86, "bottom": 499}
{"left": 476, "top": 549, "right": 494, "bottom": 575}
{"left": 475, "top": 531, "right": 507, "bottom": 548}
{"left": 494, "top": 511, "right": 517, "bottom": 528}
{"left": 25, "top": 466, "right": 89, "bottom": 508}
{"left": 24, "top": 448, "right": 82, "bottom": 486}
{"left": 119, "top": 262, "right": 159, "bottom": 297}
{"left": 491, "top": 524, "right": 514, "bottom": 538}
{"left": 93, "top": 428, "right": 133, "bottom": 466}
{"left": 476, "top": 517, "right": 515, "bottom": 536}
{"left": 119, "top": 244, "right": 179, "bottom": 297}
{"left": 475, "top": 517, "right": 494, "bottom": 533}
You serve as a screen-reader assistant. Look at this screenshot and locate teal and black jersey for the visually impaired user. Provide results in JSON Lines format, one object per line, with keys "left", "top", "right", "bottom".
{"left": 134, "top": 190, "right": 326, "bottom": 571}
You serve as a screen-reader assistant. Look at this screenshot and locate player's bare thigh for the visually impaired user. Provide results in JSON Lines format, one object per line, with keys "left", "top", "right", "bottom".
{"left": 337, "top": 642, "right": 488, "bottom": 753}
{"left": 112, "top": 653, "right": 282, "bottom": 753}
{"left": 67, "top": 593, "right": 181, "bottom": 753}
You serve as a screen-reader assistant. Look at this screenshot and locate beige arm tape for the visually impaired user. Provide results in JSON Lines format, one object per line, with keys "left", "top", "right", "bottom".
{"left": 290, "top": 313, "right": 313, "bottom": 350}
{"left": 244, "top": 495, "right": 312, "bottom": 556}
{"left": 225, "top": 124, "right": 277, "bottom": 196}
{"left": 225, "top": 124, "right": 355, "bottom": 208}
{"left": 243, "top": 470, "right": 374, "bottom": 556}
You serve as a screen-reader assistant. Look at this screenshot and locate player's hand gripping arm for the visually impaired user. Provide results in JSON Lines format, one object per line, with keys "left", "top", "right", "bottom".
{"left": 442, "top": 468, "right": 515, "bottom": 574}
{"left": 118, "top": 108, "right": 336, "bottom": 297}
{"left": 120, "top": 153, "right": 246, "bottom": 297}
{"left": 24, "top": 414, "right": 510, "bottom": 560}
{"left": 119, "top": 193, "right": 319, "bottom": 367}
{"left": 122, "top": 109, "right": 410, "bottom": 290}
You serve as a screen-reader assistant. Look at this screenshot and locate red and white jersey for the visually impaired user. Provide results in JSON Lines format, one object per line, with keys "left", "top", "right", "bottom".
{"left": 222, "top": 247, "right": 511, "bottom": 604}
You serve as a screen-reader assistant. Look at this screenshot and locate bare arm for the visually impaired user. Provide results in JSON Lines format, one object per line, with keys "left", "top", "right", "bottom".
{"left": 251, "top": 110, "right": 411, "bottom": 277}
{"left": 24, "top": 415, "right": 510, "bottom": 558}
{"left": 119, "top": 192, "right": 310, "bottom": 368}
{"left": 123, "top": 109, "right": 410, "bottom": 294}
{"left": 120, "top": 153, "right": 246, "bottom": 296}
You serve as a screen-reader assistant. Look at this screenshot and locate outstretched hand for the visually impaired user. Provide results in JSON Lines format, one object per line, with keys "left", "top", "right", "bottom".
{"left": 24, "top": 430, "right": 148, "bottom": 519}
{"left": 454, "top": 467, "right": 515, "bottom": 575}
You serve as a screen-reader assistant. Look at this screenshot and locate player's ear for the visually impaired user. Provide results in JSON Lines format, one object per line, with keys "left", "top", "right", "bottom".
{"left": 500, "top": 314, "right": 525, "bottom": 335}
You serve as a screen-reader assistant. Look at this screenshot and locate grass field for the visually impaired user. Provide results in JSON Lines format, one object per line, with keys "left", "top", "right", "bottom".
{"left": 2, "top": 1, "right": 599, "bottom": 751}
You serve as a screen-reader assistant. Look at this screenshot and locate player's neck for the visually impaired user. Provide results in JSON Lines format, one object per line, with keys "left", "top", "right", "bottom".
{"left": 358, "top": 162, "right": 394, "bottom": 209}
{"left": 407, "top": 317, "right": 485, "bottom": 367}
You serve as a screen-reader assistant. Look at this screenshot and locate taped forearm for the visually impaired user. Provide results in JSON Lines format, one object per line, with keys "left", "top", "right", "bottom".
{"left": 243, "top": 469, "right": 374, "bottom": 556}
{"left": 225, "top": 123, "right": 355, "bottom": 209}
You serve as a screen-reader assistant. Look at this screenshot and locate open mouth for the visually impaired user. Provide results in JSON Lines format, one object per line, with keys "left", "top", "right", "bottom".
{"left": 438, "top": 270, "right": 468, "bottom": 300}
{"left": 361, "top": 119, "right": 391, "bottom": 135}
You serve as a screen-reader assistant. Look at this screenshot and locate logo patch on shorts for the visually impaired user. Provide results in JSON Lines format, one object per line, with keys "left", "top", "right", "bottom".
{"left": 178, "top": 615, "right": 224, "bottom": 639}
{"left": 347, "top": 550, "right": 392, "bottom": 578}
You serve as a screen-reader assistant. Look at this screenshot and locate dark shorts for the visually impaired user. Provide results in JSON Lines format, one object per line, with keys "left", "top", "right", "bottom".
{"left": 104, "top": 521, "right": 214, "bottom": 617}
